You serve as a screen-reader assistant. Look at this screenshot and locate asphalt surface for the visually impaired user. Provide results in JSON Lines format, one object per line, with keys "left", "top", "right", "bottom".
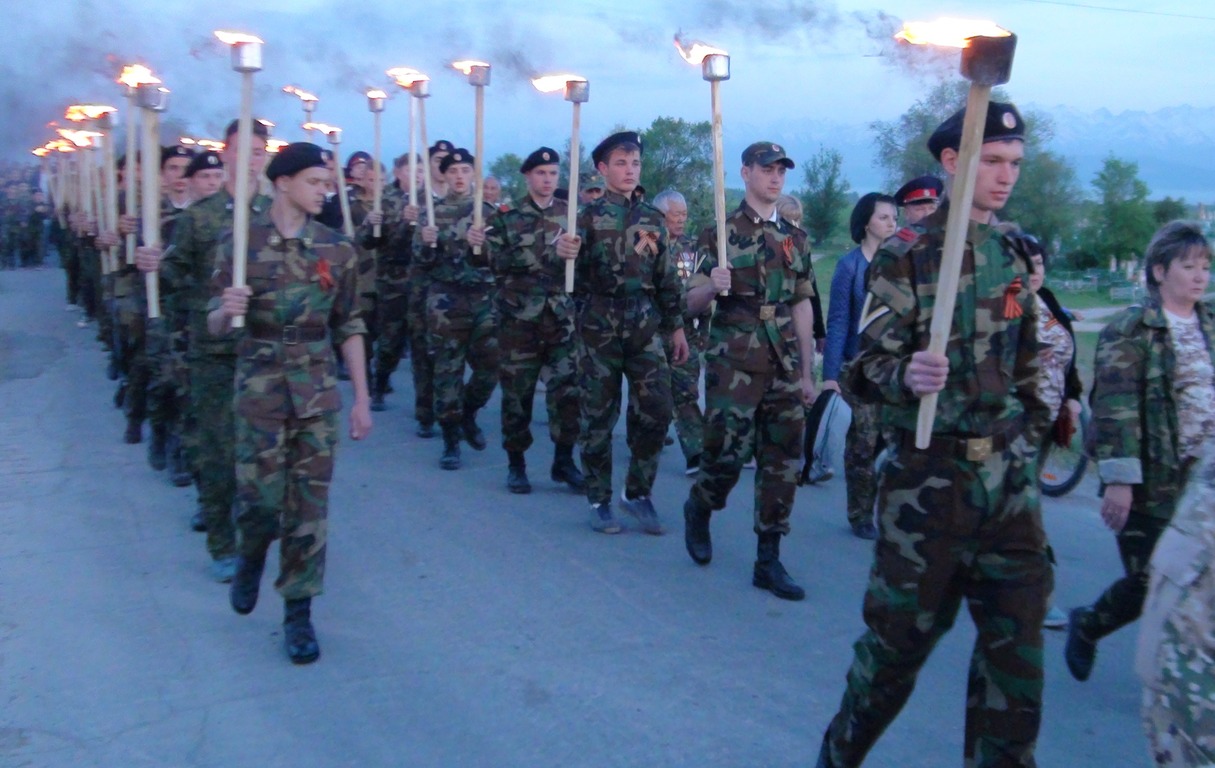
{"left": 0, "top": 266, "right": 1151, "bottom": 767}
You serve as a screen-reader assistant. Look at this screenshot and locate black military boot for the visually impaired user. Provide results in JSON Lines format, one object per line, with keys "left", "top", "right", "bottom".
{"left": 550, "top": 444, "right": 586, "bottom": 493}
{"left": 283, "top": 598, "right": 320, "bottom": 665}
{"left": 440, "top": 425, "right": 462, "bottom": 470}
{"left": 229, "top": 553, "right": 267, "bottom": 615}
{"left": 123, "top": 417, "right": 142, "bottom": 444}
{"left": 507, "top": 451, "right": 531, "bottom": 494}
{"left": 147, "top": 423, "right": 168, "bottom": 471}
{"left": 1064, "top": 607, "right": 1098, "bottom": 681}
{"left": 683, "top": 497, "right": 713, "bottom": 565}
{"left": 753, "top": 532, "right": 805, "bottom": 601}
{"left": 461, "top": 409, "right": 487, "bottom": 451}
{"left": 370, "top": 372, "right": 388, "bottom": 412}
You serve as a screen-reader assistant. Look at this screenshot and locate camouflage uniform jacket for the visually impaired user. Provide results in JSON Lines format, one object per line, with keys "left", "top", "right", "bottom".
{"left": 1091, "top": 298, "right": 1215, "bottom": 519}
{"left": 486, "top": 195, "right": 571, "bottom": 321}
{"left": 363, "top": 184, "right": 414, "bottom": 268}
{"left": 572, "top": 189, "right": 684, "bottom": 335}
{"left": 411, "top": 191, "right": 496, "bottom": 287}
{"left": 688, "top": 202, "right": 815, "bottom": 374}
{"left": 162, "top": 188, "right": 271, "bottom": 356}
{"left": 842, "top": 204, "right": 1051, "bottom": 443}
{"left": 210, "top": 211, "right": 366, "bottom": 420}
{"left": 114, "top": 195, "right": 187, "bottom": 301}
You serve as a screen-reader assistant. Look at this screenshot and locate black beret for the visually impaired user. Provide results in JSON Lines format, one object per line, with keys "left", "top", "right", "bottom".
{"left": 927, "top": 102, "right": 1025, "bottom": 161}
{"left": 741, "top": 141, "right": 794, "bottom": 169}
{"left": 894, "top": 175, "right": 945, "bottom": 207}
{"left": 429, "top": 139, "right": 455, "bottom": 156}
{"left": 184, "top": 150, "right": 223, "bottom": 178}
{"left": 161, "top": 145, "right": 194, "bottom": 169}
{"left": 520, "top": 146, "right": 560, "bottom": 174}
{"left": 439, "top": 148, "right": 474, "bottom": 174}
{"left": 591, "top": 131, "right": 642, "bottom": 166}
{"left": 224, "top": 118, "right": 271, "bottom": 141}
{"left": 345, "top": 150, "right": 372, "bottom": 173}
{"left": 265, "top": 142, "right": 327, "bottom": 181}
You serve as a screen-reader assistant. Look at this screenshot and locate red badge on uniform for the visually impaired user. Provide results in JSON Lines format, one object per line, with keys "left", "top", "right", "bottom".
{"left": 316, "top": 257, "right": 334, "bottom": 291}
{"left": 896, "top": 227, "right": 917, "bottom": 242}
{"left": 782, "top": 237, "right": 794, "bottom": 266}
{"left": 1004, "top": 277, "right": 1024, "bottom": 319}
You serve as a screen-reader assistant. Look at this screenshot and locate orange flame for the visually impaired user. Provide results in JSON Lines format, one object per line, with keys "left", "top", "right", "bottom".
{"left": 366, "top": 88, "right": 388, "bottom": 99}
{"left": 895, "top": 18, "right": 1012, "bottom": 48}
{"left": 282, "top": 85, "right": 318, "bottom": 103}
{"left": 531, "top": 74, "right": 586, "bottom": 94}
{"left": 673, "top": 34, "right": 728, "bottom": 65}
{"left": 33, "top": 147, "right": 50, "bottom": 157}
{"left": 47, "top": 139, "right": 76, "bottom": 153}
{"left": 64, "top": 104, "right": 118, "bottom": 122}
{"left": 181, "top": 138, "right": 225, "bottom": 151}
{"left": 117, "top": 64, "right": 160, "bottom": 87}
{"left": 451, "top": 60, "right": 490, "bottom": 75}
{"left": 266, "top": 139, "right": 288, "bottom": 154}
{"left": 214, "top": 30, "right": 263, "bottom": 45}
{"left": 386, "top": 67, "right": 429, "bottom": 88}
{"left": 257, "top": 118, "right": 275, "bottom": 129}
{"left": 303, "top": 121, "right": 341, "bottom": 137}
{"left": 57, "top": 128, "right": 102, "bottom": 148}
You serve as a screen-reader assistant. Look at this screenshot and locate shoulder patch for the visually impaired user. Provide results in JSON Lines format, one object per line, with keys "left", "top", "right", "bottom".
{"left": 896, "top": 227, "right": 917, "bottom": 242}
{"left": 856, "top": 293, "right": 891, "bottom": 336}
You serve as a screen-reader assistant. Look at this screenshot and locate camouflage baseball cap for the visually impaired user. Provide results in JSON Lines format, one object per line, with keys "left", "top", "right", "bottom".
{"left": 741, "top": 141, "right": 794, "bottom": 169}
{"left": 581, "top": 172, "right": 605, "bottom": 190}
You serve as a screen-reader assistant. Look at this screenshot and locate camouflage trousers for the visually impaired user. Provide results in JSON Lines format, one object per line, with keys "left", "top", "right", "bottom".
{"left": 61, "top": 240, "right": 79, "bottom": 304}
{"left": 234, "top": 408, "right": 337, "bottom": 601}
{"left": 498, "top": 302, "right": 580, "bottom": 454}
{"left": 1144, "top": 686, "right": 1215, "bottom": 767}
{"left": 824, "top": 438, "right": 1051, "bottom": 768}
{"left": 665, "top": 335, "right": 704, "bottom": 463}
{"left": 844, "top": 399, "right": 883, "bottom": 527}
{"left": 578, "top": 298, "right": 672, "bottom": 506}
{"left": 374, "top": 267, "right": 410, "bottom": 384}
{"left": 359, "top": 291, "right": 378, "bottom": 378}
{"left": 689, "top": 357, "right": 803, "bottom": 534}
{"left": 427, "top": 282, "right": 499, "bottom": 426}
{"left": 407, "top": 271, "right": 435, "bottom": 425}
{"left": 190, "top": 354, "right": 237, "bottom": 560}
{"left": 1079, "top": 512, "right": 1171, "bottom": 641}
{"left": 76, "top": 245, "right": 100, "bottom": 321}
{"left": 115, "top": 292, "right": 151, "bottom": 421}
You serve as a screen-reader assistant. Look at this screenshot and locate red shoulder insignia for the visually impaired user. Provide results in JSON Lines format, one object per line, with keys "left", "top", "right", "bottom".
{"left": 896, "top": 227, "right": 917, "bottom": 242}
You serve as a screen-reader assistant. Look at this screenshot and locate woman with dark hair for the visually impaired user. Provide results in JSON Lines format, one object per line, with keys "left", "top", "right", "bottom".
{"left": 1066, "top": 220, "right": 1215, "bottom": 682}
{"left": 822, "top": 192, "right": 897, "bottom": 539}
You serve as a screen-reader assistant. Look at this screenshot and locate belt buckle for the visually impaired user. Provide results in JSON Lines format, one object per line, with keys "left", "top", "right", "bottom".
{"left": 965, "top": 436, "right": 992, "bottom": 462}
{"left": 759, "top": 304, "right": 776, "bottom": 321}
{"left": 282, "top": 325, "right": 300, "bottom": 345}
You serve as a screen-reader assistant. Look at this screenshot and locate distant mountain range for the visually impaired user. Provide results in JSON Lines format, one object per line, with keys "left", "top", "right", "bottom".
{"left": 726, "top": 104, "right": 1215, "bottom": 203}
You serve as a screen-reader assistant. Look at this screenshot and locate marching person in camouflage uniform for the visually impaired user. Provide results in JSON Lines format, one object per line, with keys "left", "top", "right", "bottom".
{"left": 414, "top": 147, "right": 499, "bottom": 470}
{"left": 653, "top": 189, "right": 706, "bottom": 476}
{"left": 681, "top": 142, "right": 817, "bottom": 600}
{"left": 555, "top": 131, "right": 688, "bottom": 534}
{"left": 137, "top": 119, "right": 270, "bottom": 580}
{"left": 816, "top": 103, "right": 1054, "bottom": 768}
{"left": 483, "top": 147, "right": 585, "bottom": 494}
{"left": 209, "top": 141, "right": 370, "bottom": 666}
{"left": 1065, "top": 221, "right": 1215, "bottom": 683}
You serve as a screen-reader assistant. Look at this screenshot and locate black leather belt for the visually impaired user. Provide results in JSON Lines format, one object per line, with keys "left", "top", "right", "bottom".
{"left": 249, "top": 324, "right": 327, "bottom": 345}
{"left": 897, "top": 424, "right": 1019, "bottom": 462}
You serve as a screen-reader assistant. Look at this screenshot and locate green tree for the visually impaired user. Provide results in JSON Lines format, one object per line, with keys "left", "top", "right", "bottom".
{"left": 1075, "top": 155, "right": 1156, "bottom": 270}
{"left": 488, "top": 153, "right": 528, "bottom": 205}
{"left": 798, "top": 146, "right": 851, "bottom": 246}
{"left": 638, "top": 117, "right": 713, "bottom": 230}
{"left": 869, "top": 81, "right": 970, "bottom": 190}
{"left": 1002, "top": 147, "right": 1082, "bottom": 256}
{"left": 1154, "top": 196, "right": 1188, "bottom": 224}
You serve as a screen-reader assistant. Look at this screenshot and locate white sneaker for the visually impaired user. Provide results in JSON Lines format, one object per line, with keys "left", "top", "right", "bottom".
{"left": 1043, "top": 605, "right": 1068, "bottom": 630}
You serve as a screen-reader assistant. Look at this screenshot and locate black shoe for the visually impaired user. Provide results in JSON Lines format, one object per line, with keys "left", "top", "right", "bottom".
{"left": 550, "top": 446, "right": 586, "bottom": 493}
{"left": 683, "top": 498, "right": 712, "bottom": 565}
{"left": 619, "top": 490, "right": 664, "bottom": 535}
{"left": 850, "top": 520, "right": 878, "bottom": 540}
{"left": 370, "top": 390, "right": 387, "bottom": 412}
{"left": 462, "top": 412, "right": 487, "bottom": 451}
{"left": 113, "top": 380, "right": 128, "bottom": 409}
{"left": 416, "top": 421, "right": 436, "bottom": 439}
{"left": 283, "top": 598, "right": 320, "bottom": 665}
{"left": 229, "top": 554, "right": 266, "bottom": 615}
{"left": 123, "top": 418, "right": 142, "bottom": 444}
{"left": 440, "top": 425, "right": 462, "bottom": 470}
{"left": 753, "top": 532, "right": 805, "bottom": 601}
{"left": 189, "top": 510, "right": 207, "bottom": 532}
{"left": 507, "top": 465, "right": 532, "bottom": 494}
{"left": 1064, "top": 607, "right": 1098, "bottom": 681}
{"left": 147, "top": 424, "right": 167, "bottom": 471}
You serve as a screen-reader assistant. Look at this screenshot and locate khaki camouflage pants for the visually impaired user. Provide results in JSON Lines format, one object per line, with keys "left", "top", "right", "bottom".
{"left": 578, "top": 297, "right": 672, "bottom": 505}
{"left": 498, "top": 302, "right": 580, "bottom": 454}
{"left": 235, "top": 408, "right": 337, "bottom": 600}
{"left": 665, "top": 335, "right": 704, "bottom": 463}
{"left": 844, "top": 400, "right": 883, "bottom": 527}
{"left": 427, "top": 283, "right": 499, "bottom": 426}
{"left": 190, "top": 354, "right": 237, "bottom": 560}
{"left": 825, "top": 439, "right": 1051, "bottom": 768}
{"left": 690, "top": 357, "right": 803, "bottom": 534}
{"left": 407, "top": 271, "right": 435, "bottom": 425}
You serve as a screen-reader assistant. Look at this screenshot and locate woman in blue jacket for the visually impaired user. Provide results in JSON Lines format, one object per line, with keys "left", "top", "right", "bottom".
{"left": 822, "top": 192, "right": 897, "bottom": 539}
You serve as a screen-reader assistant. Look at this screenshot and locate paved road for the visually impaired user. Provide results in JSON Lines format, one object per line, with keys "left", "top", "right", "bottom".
{"left": 0, "top": 267, "right": 1150, "bottom": 767}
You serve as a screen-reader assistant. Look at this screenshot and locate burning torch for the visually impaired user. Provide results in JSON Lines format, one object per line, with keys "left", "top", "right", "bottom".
{"left": 366, "top": 88, "right": 387, "bottom": 238}
{"left": 675, "top": 35, "right": 731, "bottom": 295}
{"left": 895, "top": 18, "right": 1017, "bottom": 448}
{"left": 215, "top": 30, "right": 264, "bottom": 330}
{"left": 283, "top": 85, "right": 318, "bottom": 140}
{"left": 304, "top": 122, "right": 354, "bottom": 238}
{"left": 531, "top": 74, "right": 589, "bottom": 293}
{"left": 452, "top": 60, "right": 490, "bottom": 254}
{"left": 67, "top": 106, "right": 120, "bottom": 272}
{"left": 118, "top": 65, "right": 159, "bottom": 265}
{"left": 135, "top": 82, "right": 170, "bottom": 318}
{"left": 387, "top": 68, "right": 434, "bottom": 236}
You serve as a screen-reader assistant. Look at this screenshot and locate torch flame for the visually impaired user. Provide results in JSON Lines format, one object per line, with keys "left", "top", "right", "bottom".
{"left": 181, "top": 138, "right": 225, "bottom": 151}
{"left": 266, "top": 139, "right": 288, "bottom": 154}
{"left": 673, "top": 34, "right": 728, "bottom": 65}
{"left": 366, "top": 88, "right": 388, "bottom": 99}
{"left": 895, "top": 18, "right": 1012, "bottom": 48}
{"left": 214, "top": 30, "right": 263, "bottom": 45}
{"left": 33, "top": 147, "right": 50, "bottom": 157}
{"left": 56, "top": 128, "right": 102, "bottom": 148}
{"left": 302, "top": 121, "right": 341, "bottom": 136}
{"left": 531, "top": 74, "right": 586, "bottom": 94}
{"left": 451, "top": 60, "right": 490, "bottom": 75}
{"left": 282, "top": 85, "right": 319, "bottom": 103}
{"left": 64, "top": 104, "right": 118, "bottom": 122}
{"left": 117, "top": 64, "right": 161, "bottom": 87}
{"left": 386, "top": 67, "right": 429, "bottom": 87}
{"left": 257, "top": 118, "right": 275, "bottom": 129}
{"left": 47, "top": 139, "right": 76, "bottom": 153}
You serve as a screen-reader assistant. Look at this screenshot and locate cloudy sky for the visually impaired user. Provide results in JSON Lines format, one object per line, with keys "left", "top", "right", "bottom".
{"left": 8, "top": 0, "right": 1213, "bottom": 179}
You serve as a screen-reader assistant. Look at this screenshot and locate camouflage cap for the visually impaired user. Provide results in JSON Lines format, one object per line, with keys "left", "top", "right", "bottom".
{"left": 741, "top": 141, "right": 794, "bottom": 169}
{"left": 438, "top": 148, "right": 474, "bottom": 173}
{"left": 928, "top": 101, "right": 1024, "bottom": 160}
{"left": 520, "top": 146, "right": 560, "bottom": 173}
{"left": 580, "top": 172, "right": 605, "bottom": 191}
{"left": 183, "top": 150, "right": 223, "bottom": 178}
